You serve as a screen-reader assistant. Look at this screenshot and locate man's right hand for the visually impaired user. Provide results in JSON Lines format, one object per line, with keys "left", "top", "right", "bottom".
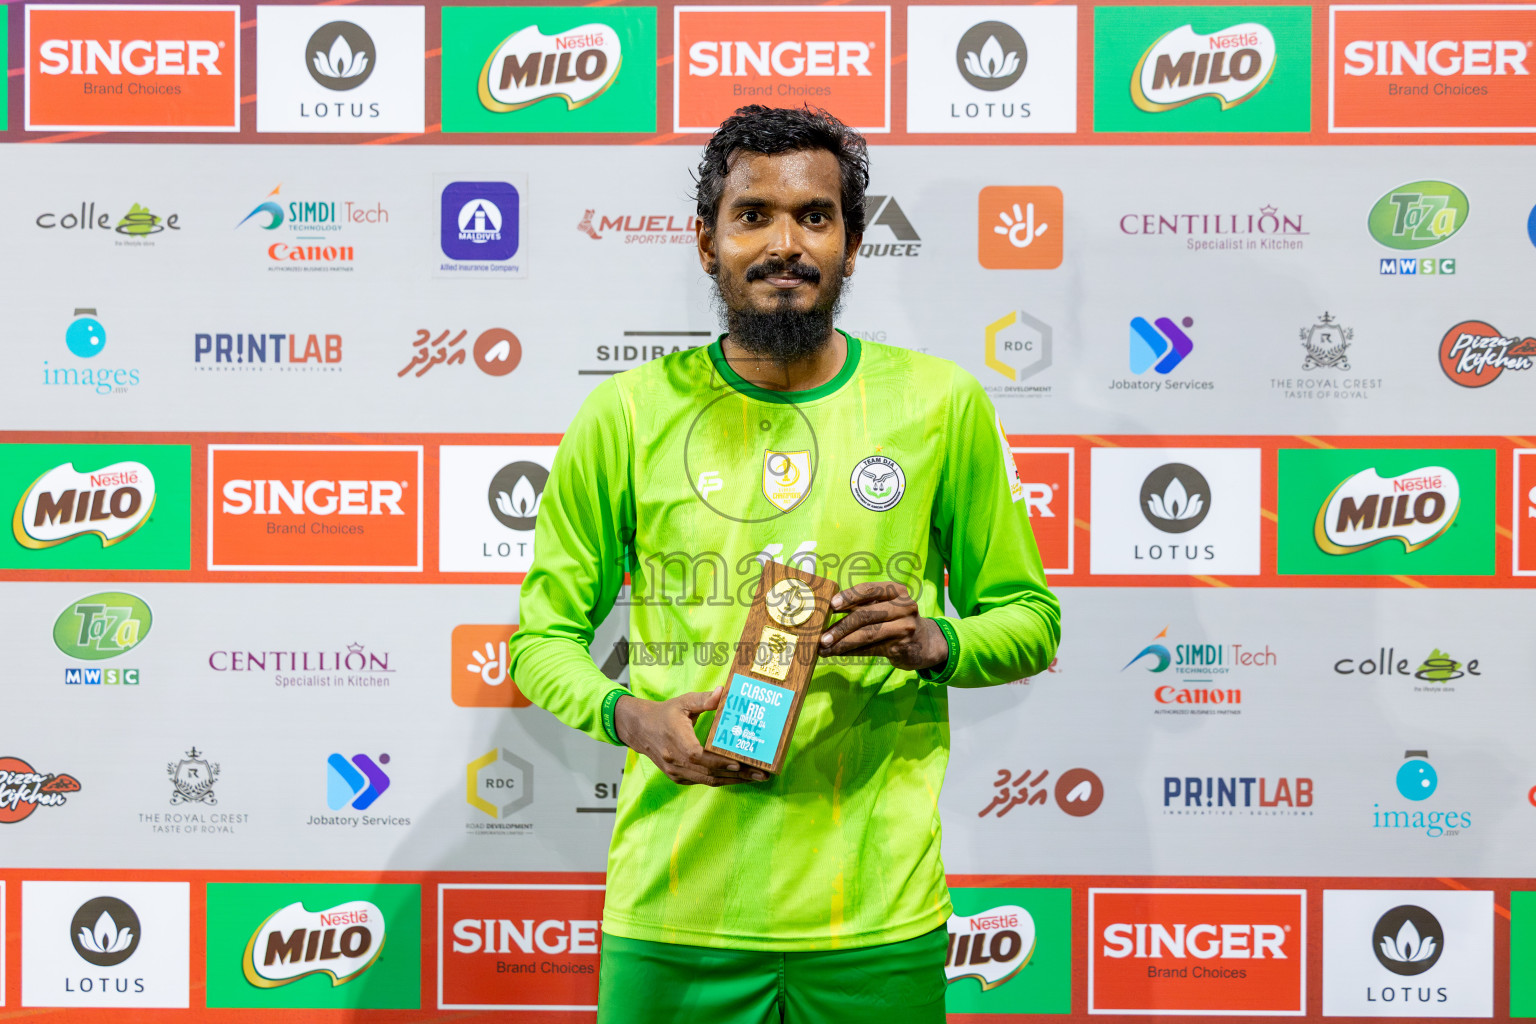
{"left": 613, "top": 688, "right": 767, "bottom": 786}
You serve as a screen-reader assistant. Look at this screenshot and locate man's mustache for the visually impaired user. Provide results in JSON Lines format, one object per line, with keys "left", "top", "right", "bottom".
{"left": 743, "top": 258, "right": 822, "bottom": 285}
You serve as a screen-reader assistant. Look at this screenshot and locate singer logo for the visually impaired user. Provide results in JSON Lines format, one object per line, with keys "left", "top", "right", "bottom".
{"left": 1010, "top": 448, "right": 1074, "bottom": 574}
{"left": 207, "top": 445, "right": 422, "bottom": 572}
{"left": 26, "top": 5, "right": 240, "bottom": 131}
{"left": 438, "top": 884, "right": 604, "bottom": 1010}
{"left": 1331, "top": 5, "right": 1536, "bottom": 131}
{"left": 674, "top": 6, "right": 890, "bottom": 132}
{"left": 1089, "top": 888, "right": 1305, "bottom": 1014}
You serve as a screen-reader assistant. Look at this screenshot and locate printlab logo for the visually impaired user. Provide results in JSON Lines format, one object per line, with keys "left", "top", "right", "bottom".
{"left": 1438, "top": 319, "right": 1535, "bottom": 388}
{"left": 1374, "top": 905, "right": 1443, "bottom": 976}
{"left": 906, "top": 7, "right": 1077, "bottom": 133}
{"left": 977, "top": 186, "right": 1062, "bottom": 269}
{"left": 43, "top": 308, "right": 142, "bottom": 397}
{"left": 326, "top": 753, "right": 390, "bottom": 810}
{"left": 437, "top": 179, "right": 525, "bottom": 276}
{"left": 983, "top": 310, "right": 1052, "bottom": 396}
{"left": 194, "top": 331, "right": 343, "bottom": 373}
{"left": 72, "top": 897, "right": 141, "bottom": 967}
{"left": 255, "top": 6, "right": 425, "bottom": 132}
{"left": 308, "top": 22, "right": 374, "bottom": 89}
{"left": 1140, "top": 463, "right": 1210, "bottom": 533}
{"left": 55, "top": 591, "right": 151, "bottom": 685}
{"left": 1162, "top": 774, "right": 1313, "bottom": 816}
{"left": 1370, "top": 180, "right": 1465, "bottom": 277}
{"left": 399, "top": 328, "right": 521, "bottom": 379}
{"left": 858, "top": 195, "right": 922, "bottom": 258}
{"left": 168, "top": 748, "right": 219, "bottom": 805}
{"left": 0, "top": 756, "right": 80, "bottom": 823}
{"left": 979, "top": 766, "right": 1103, "bottom": 817}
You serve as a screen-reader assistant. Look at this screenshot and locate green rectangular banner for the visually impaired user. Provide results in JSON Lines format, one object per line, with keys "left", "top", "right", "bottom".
{"left": 1514, "top": 891, "right": 1535, "bottom": 1016}
{"left": 945, "top": 887, "right": 1071, "bottom": 1015}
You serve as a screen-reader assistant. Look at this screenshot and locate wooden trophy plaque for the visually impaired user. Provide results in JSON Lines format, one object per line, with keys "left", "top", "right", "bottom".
{"left": 703, "top": 559, "right": 839, "bottom": 775}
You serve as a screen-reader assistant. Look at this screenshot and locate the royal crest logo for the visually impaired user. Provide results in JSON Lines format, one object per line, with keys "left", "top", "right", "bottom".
{"left": 168, "top": 747, "right": 220, "bottom": 806}
{"left": 762, "top": 450, "right": 812, "bottom": 513}
{"left": 478, "top": 23, "right": 622, "bottom": 112}
{"left": 242, "top": 900, "right": 385, "bottom": 988}
{"left": 1300, "top": 312, "right": 1354, "bottom": 371}
{"left": 1315, "top": 466, "right": 1459, "bottom": 555}
{"left": 1132, "top": 22, "right": 1277, "bottom": 112}
{"left": 850, "top": 455, "right": 905, "bottom": 512}
{"left": 0, "top": 756, "right": 81, "bottom": 823}
{"left": 14, "top": 461, "right": 156, "bottom": 549}
{"left": 946, "top": 904, "right": 1036, "bottom": 990}
{"left": 1439, "top": 319, "right": 1536, "bottom": 388}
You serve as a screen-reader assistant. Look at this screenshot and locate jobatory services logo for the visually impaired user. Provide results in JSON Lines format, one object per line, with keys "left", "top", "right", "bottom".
{"left": 977, "top": 186, "right": 1062, "bottom": 269}
{"left": 55, "top": 591, "right": 151, "bottom": 685}
{"left": 466, "top": 748, "right": 535, "bottom": 832}
{"left": 236, "top": 183, "right": 389, "bottom": 273}
{"left": 452, "top": 624, "right": 532, "bottom": 707}
{"left": 978, "top": 767, "right": 1104, "bottom": 818}
{"left": 194, "top": 330, "right": 343, "bottom": 372}
{"left": 25, "top": 5, "right": 240, "bottom": 132}
{"left": 1331, "top": 5, "right": 1536, "bottom": 132}
{"left": 1093, "top": 6, "right": 1311, "bottom": 133}
{"left": 0, "top": 757, "right": 80, "bottom": 823}
{"left": 441, "top": 6, "right": 655, "bottom": 133}
{"left": 944, "top": 888, "right": 1070, "bottom": 1015}
{"left": 20, "top": 882, "right": 190, "bottom": 1009}
{"left": 1089, "top": 888, "right": 1306, "bottom": 1015}
{"left": 983, "top": 310, "right": 1052, "bottom": 398}
{"left": 906, "top": 6, "right": 1077, "bottom": 133}
{"left": 399, "top": 327, "right": 521, "bottom": 379}
{"left": 1322, "top": 888, "right": 1492, "bottom": 1016}
{"left": 1162, "top": 774, "right": 1313, "bottom": 816}
{"left": 438, "top": 446, "right": 556, "bottom": 572}
{"left": 1120, "top": 624, "right": 1276, "bottom": 714}
{"left": 438, "top": 883, "right": 604, "bottom": 1011}
{"left": 1117, "top": 315, "right": 1217, "bottom": 395}
{"left": 41, "top": 307, "right": 144, "bottom": 397}
{"left": 674, "top": 6, "right": 890, "bottom": 132}
{"left": 325, "top": 753, "right": 390, "bottom": 811}
{"left": 1438, "top": 319, "right": 1536, "bottom": 387}
{"left": 256, "top": 7, "right": 425, "bottom": 133}
{"left": 1090, "top": 447, "right": 1261, "bottom": 575}
{"left": 437, "top": 177, "right": 526, "bottom": 277}
{"left": 207, "top": 445, "right": 423, "bottom": 572}
{"left": 205, "top": 883, "right": 419, "bottom": 1008}
{"left": 1010, "top": 448, "right": 1073, "bottom": 573}
{"left": 1278, "top": 448, "right": 1494, "bottom": 575}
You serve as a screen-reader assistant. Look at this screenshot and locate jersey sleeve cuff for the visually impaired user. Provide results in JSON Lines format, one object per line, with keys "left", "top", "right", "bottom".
{"left": 917, "top": 617, "right": 960, "bottom": 685}
{"left": 600, "top": 687, "right": 630, "bottom": 746}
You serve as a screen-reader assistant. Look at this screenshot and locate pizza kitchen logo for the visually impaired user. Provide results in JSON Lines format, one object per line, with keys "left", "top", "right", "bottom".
{"left": 1314, "top": 465, "right": 1458, "bottom": 555}
{"left": 0, "top": 756, "right": 81, "bottom": 823}
{"left": 1438, "top": 319, "right": 1535, "bottom": 388}
{"left": 242, "top": 900, "right": 385, "bottom": 988}
{"left": 1133, "top": 21, "right": 1277, "bottom": 112}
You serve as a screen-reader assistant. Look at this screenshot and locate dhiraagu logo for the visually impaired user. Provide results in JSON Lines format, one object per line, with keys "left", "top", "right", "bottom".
{"left": 1368, "top": 181, "right": 1469, "bottom": 250}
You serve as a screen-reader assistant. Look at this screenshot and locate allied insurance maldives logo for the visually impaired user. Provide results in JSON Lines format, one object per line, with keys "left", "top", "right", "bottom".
{"left": 207, "top": 446, "right": 422, "bottom": 572}
{"left": 674, "top": 6, "right": 891, "bottom": 133}
{"left": 25, "top": 5, "right": 240, "bottom": 132}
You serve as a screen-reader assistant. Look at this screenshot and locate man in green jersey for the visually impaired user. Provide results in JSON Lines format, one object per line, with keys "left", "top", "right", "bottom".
{"left": 508, "top": 106, "right": 1060, "bottom": 1023}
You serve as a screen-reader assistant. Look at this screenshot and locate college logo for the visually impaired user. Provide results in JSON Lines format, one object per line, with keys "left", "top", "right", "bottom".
{"left": 674, "top": 6, "right": 890, "bottom": 132}
{"left": 467, "top": 748, "right": 534, "bottom": 819}
{"left": 1333, "top": 647, "right": 1481, "bottom": 689}
{"left": 977, "top": 186, "right": 1062, "bottom": 269}
{"left": 14, "top": 460, "right": 155, "bottom": 550}
{"left": 21, "top": 881, "right": 190, "bottom": 1008}
{"left": 55, "top": 592, "right": 151, "bottom": 687}
{"left": 906, "top": 7, "right": 1077, "bottom": 133}
{"left": 442, "top": 7, "right": 655, "bottom": 133}
{"left": 438, "top": 446, "right": 557, "bottom": 572}
{"left": 1321, "top": 889, "right": 1492, "bottom": 1016}
{"left": 1368, "top": 180, "right": 1468, "bottom": 250}
{"left": 25, "top": 5, "right": 240, "bottom": 132}
{"left": 326, "top": 753, "right": 390, "bottom": 811}
{"left": 944, "top": 888, "right": 1070, "bottom": 1014}
{"left": 438, "top": 884, "right": 604, "bottom": 1011}
{"left": 1331, "top": 5, "right": 1536, "bottom": 132}
{"left": 207, "top": 445, "right": 423, "bottom": 572}
{"left": 850, "top": 455, "right": 904, "bottom": 512}
{"left": 763, "top": 450, "right": 812, "bottom": 513}
{"left": 980, "top": 767, "right": 1103, "bottom": 818}
{"left": 452, "top": 624, "right": 531, "bottom": 708}
{"left": 35, "top": 201, "right": 182, "bottom": 241}
{"left": 1438, "top": 319, "right": 1535, "bottom": 388}
{"left": 1090, "top": 448, "right": 1260, "bottom": 575}
{"left": 167, "top": 748, "right": 219, "bottom": 806}
{"left": 437, "top": 179, "right": 525, "bottom": 276}
{"left": 1094, "top": 6, "right": 1311, "bottom": 133}
{"left": 1090, "top": 889, "right": 1306, "bottom": 1014}
{"left": 1278, "top": 448, "right": 1494, "bottom": 575}
{"left": 0, "top": 757, "right": 80, "bottom": 823}
{"left": 1010, "top": 448, "right": 1073, "bottom": 573}
{"left": 256, "top": 7, "right": 423, "bottom": 132}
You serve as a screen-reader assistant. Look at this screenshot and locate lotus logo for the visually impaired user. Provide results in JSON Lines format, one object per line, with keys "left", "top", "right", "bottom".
{"left": 1140, "top": 464, "right": 1210, "bottom": 533}
{"left": 307, "top": 22, "right": 376, "bottom": 90}
{"left": 1372, "top": 905, "right": 1444, "bottom": 976}
{"left": 1132, "top": 22, "right": 1277, "bottom": 112}
{"left": 487, "top": 461, "right": 549, "bottom": 531}
{"left": 70, "top": 896, "right": 140, "bottom": 967}
{"left": 956, "top": 21, "right": 1027, "bottom": 91}
{"left": 1315, "top": 467, "right": 1459, "bottom": 555}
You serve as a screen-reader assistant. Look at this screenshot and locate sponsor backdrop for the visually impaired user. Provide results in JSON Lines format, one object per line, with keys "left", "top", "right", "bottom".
{"left": 1, "top": 0, "right": 1533, "bottom": 1020}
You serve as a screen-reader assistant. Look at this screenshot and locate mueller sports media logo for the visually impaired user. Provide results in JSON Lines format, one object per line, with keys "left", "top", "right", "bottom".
{"left": 1133, "top": 21, "right": 1278, "bottom": 112}
{"left": 1314, "top": 465, "right": 1459, "bottom": 555}
{"left": 478, "top": 23, "right": 622, "bottom": 113}
{"left": 194, "top": 332, "right": 342, "bottom": 372}
{"left": 25, "top": 5, "right": 240, "bottom": 132}
{"left": 578, "top": 209, "right": 698, "bottom": 244}
{"left": 438, "top": 884, "right": 603, "bottom": 1011}
{"left": 1162, "top": 774, "right": 1313, "bottom": 816}
{"left": 1439, "top": 319, "right": 1536, "bottom": 387}
{"left": 1011, "top": 448, "right": 1073, "bottom": 573}
{"left": 979, "top": 767, "right": 1104, "bottom": 818}
{"left": 255, "top": 7, "right": 426, "bottom": 133}
{"left": 242, "top": 900, "right": 386, "bottom": 988}
{"left": 1331, "top": 5, "right": 1536, "bottom": 132}
{"left": 675, "top": 6, "right": 890, "bottom": 132}
{"left": 1089, "top": 888, "right": 1305, "bottom": 1015}
{"left": 1322, "top": 889, "right": 1493, "bottom": 1016}
{"left": 14, "top": 460, "right": 155, "bottom": 550}
{"left": 207, "top": 445, "right": 422, "bottom": 572}
{"left": 0, "top": 757, "right": 80, "bottom": 823}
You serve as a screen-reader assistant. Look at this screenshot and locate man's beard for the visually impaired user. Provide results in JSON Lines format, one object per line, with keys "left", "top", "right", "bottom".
{"left": 713, "top": 256, "right": 849, "bottom": 363}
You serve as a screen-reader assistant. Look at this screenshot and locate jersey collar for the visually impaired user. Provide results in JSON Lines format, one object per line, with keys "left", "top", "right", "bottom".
{"left": 707, "top": 329, "right": 862, "bottom": 405}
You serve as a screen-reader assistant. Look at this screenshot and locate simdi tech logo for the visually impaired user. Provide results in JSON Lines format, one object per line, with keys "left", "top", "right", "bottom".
{"left": 943, "top": 888, "right": 1070, "bottom": 1015}
{"left": 204, "top": 883, "right": 420, "bottom": 1008}
{"left": 674, "top": 6, "right": 890, "bottom": 133}
{"left": 207, "top": 445, "right": 423, "bottom": 572}
{"left": 1277, "top": 448, "right": 1494, "bottom": 576}
{"left": 1093, "top": 6, "right": 1312, "bottom": 133}
{"left": 1331, "top": 5, "right": 1536, "bottom": 133}
{"left": 1322, "top": 889, "right": 1492, "bottom": 1016}
{"left": 1089, "top": 888, "right": 1306, "bottom": 1015}
{"left": 438, "top": 883, "right": 604, "bottom": 1011}
{"left": 441, "top": 6, "right": 656, "bottom": 133}
{"left": 25, "top": 5, "right": 240, "bottom": 132}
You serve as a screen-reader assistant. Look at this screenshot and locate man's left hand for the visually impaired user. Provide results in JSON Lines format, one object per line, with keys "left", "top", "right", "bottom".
{"left": 818, "top": 580, "right": 948, "bottom": 672}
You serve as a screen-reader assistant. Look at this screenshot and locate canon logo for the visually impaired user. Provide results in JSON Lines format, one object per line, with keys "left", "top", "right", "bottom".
{"left": 37, "top": 38, "right": 223, "bottom": 76}
{"left": 687, "top": 40, "right": 871, "bottom": 77}
{"left": 221, "top": 479, "right": 404, "bottom": 516}
{"left": 1102, "top": 922, "right": 1287, "bottom": 959}
{"left": 1343, "top": 39, "right": 1528, "bottom": 76}
{"left": 451, "top": 918, "right": 600, "bottom": 955}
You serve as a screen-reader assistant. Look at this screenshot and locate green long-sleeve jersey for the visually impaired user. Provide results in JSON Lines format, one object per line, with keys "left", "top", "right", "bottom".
{"left": 508, "top": 332, "right": 1060, "bottom": 951}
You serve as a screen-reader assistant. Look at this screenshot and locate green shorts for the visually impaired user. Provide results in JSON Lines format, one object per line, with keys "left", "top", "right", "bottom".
{"left": 596, "top": 926, "right": 948, "bottom": 1024}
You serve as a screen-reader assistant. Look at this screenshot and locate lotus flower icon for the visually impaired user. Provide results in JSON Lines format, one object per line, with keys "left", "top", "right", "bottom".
{"left": 955, "top": 21, "right": 1028, "bottom": 91}
{"left": 69, "top": 896, "right": 141, "bottom": 967}
{"left": 1371, "top": 904, "right": 1445, "bottom": 976}
{"left": 79, "top": 910, "right": 134, "bottom": 956}
{"left": 305, "top": 22, "right": 376, "bottom": 90}
{"left": 495, "top": 475, "right": 540, "bottom": 519}
{"left": 1147, "top": 475, "right": 1203, "bottom": 523}
{"left": 1139, "top": 463, "right": 1212, "bottom": 533}
{"left": 964, "top": 35, "right": 1020, "bottom": 82}
{"left": 315, "top": 34, "right": 369, "bottom": 81}
{"left": 1380, "top": 918, "right": 1436, "bottom": 966}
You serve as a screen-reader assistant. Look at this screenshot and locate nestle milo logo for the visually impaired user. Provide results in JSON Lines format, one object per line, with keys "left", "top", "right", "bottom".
{"left": 1368, "top": 181, "right": 1468, "bottom": 250}
{"left": 53, "top": 592, "right": 152, "bottom": 660}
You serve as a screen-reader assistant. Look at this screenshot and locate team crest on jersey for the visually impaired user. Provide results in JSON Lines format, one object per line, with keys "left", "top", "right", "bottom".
{"left": 762, "top": 450, "right": 812, "bottom": 512}
{"left": 850, "top": 455, "right": 905, "bottom": 512}
{"left": 997, "top": 415, "right": 1026, "bottom": 503}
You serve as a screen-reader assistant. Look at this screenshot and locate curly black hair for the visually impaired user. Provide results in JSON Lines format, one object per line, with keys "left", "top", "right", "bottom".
{"left": 693, "top": 105, "right": 870, "bottom": 238}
